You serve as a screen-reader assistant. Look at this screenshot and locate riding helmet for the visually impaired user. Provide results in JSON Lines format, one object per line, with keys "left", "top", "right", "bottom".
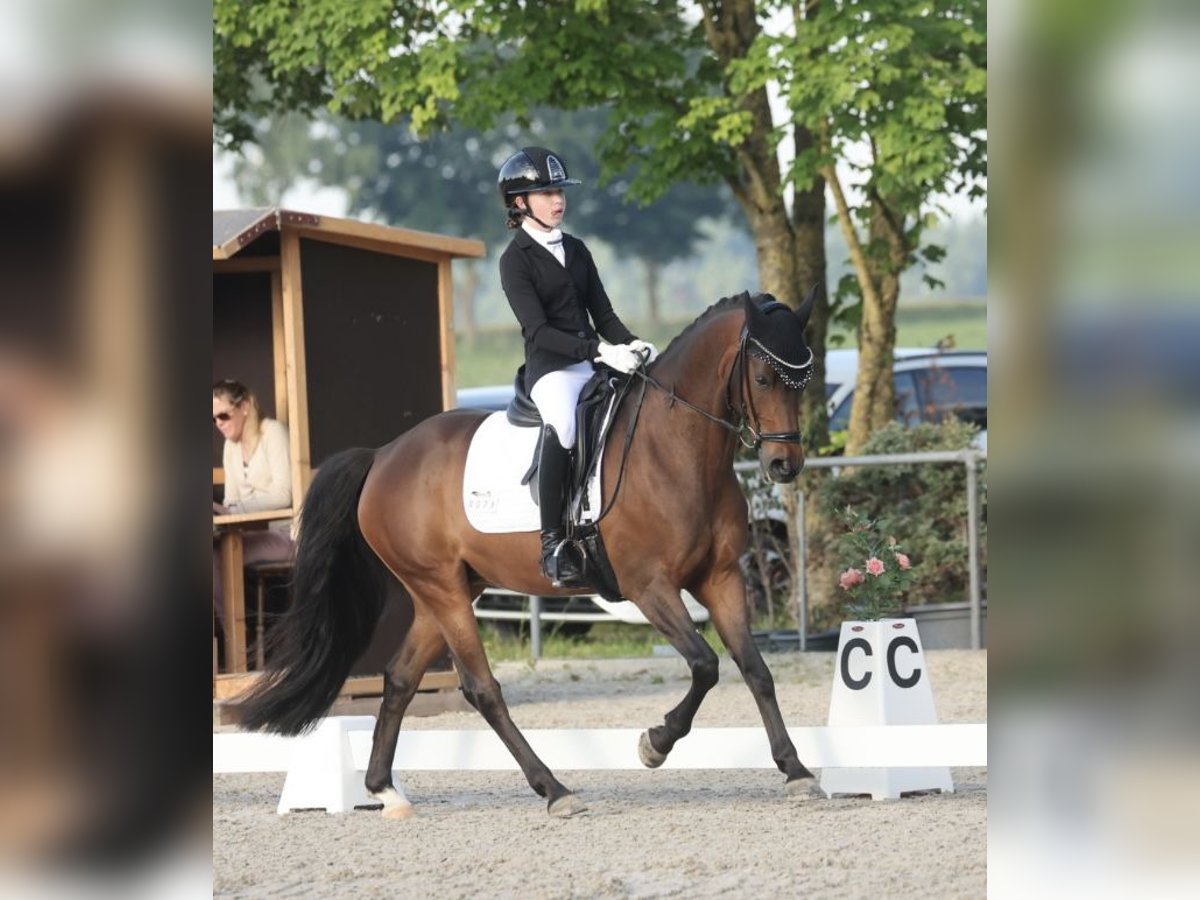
{"left": 497, "top": 146, "right": 581, "bottom": 207}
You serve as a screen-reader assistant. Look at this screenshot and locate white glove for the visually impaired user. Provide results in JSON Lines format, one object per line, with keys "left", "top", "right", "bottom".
{"left": 594, "top": 341, "right": 642, "bottom": 374}
{"left": 628, "top": 339, "right": 659, "bottom": 364}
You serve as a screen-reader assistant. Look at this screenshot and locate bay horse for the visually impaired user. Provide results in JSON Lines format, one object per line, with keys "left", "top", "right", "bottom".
{"left": 237, "top": 290, "right": 819, "bottom": 818}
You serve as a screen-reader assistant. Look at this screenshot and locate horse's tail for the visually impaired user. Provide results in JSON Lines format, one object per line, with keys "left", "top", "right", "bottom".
{"left": 235, "top": 447, "right": 389, "bottom": 735}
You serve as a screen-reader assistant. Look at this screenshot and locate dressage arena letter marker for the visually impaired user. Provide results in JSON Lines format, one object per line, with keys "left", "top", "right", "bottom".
{"left": 820, "top": 619, "right": 955, "bottom": 801}
{"left": 275, "top": 716, "right": 391, "bottom": 815}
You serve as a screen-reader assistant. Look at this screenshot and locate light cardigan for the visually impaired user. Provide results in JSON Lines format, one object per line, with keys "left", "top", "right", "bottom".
{"left": 222, "top": 418, "right": 292, "bottom": 513}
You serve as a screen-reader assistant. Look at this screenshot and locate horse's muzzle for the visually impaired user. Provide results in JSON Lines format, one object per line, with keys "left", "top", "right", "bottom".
{"left": 766, "top": 456, "right": 803, "bottom": 483}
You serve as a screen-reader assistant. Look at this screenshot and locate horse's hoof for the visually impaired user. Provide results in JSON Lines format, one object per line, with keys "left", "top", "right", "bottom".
{"left": 372, "top": 786, "right": 415, "bottom": 819}
{"left": 381, "top": 802, "right": 416, "bottom": 820}
{"left": 786, "top": 777, "right": 824, "bottom": 801}
{"left": 638, "top": 731, "right": 667, "bottom": 769}
{"left": 548, "top": 793, "right": 588, "bottom": 818}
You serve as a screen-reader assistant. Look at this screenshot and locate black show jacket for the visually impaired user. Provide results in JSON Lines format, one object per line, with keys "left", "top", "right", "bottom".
{"left": 499, "top": 227, "right": 637, "bottom": 390}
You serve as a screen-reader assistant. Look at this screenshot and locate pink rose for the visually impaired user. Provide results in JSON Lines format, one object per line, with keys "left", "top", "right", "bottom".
{"left": 865, "top": 557, "right": 885, "bottom": 577}
{"left": 838, "top": 567, "right": 864, "bottom": 590}
{"left": 894, "top": 552, "right": 911, "bottom": 570}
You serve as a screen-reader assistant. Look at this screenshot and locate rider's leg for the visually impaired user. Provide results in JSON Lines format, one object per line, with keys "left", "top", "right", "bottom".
{"left": 537, "top": 425, "right": 582, "bottom": 585}
{"left": 530, "top": 363, "right": 592, "bottom": 586}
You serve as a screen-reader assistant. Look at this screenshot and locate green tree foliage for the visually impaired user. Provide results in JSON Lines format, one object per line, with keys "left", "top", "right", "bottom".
{"left": 228, "top": 107, "right": 741, "bottom": 337}
{"left": 212, "top": 0, "right": 831, "bottom": 434}
{"left": 777, "top": 0, "right": 987, "bottom": 452}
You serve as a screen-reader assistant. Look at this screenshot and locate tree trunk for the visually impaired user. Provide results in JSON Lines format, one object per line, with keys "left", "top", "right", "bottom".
{"left": 792, "top": 123, "right": 829, "bottom": 447}
{"left": 861, "top": 198, "right": 908, "bottom": 430}
{"left": 642, "top": 258, "right": 662, "bottom": 327}
{"left": 852, "top": 194, "right": 911, "bottom": 446}
{"left": 825, "top": 158, "right": 883, "bottom": 453}
{"left": 701, "top": 0, "right": 799, "bottom": 310}
{"left": 702, "top": 0, "right": 836, "bottom": 634}
{"left": 790, "top": 121, "right": 837, "bottom": 630}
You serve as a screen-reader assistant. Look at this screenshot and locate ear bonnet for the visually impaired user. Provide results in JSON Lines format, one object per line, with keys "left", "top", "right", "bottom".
{"left": 743, "top": 287, "right": 817, "bottom": 391}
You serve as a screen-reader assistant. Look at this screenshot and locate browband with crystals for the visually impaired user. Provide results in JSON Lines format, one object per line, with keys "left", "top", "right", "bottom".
{"left": 747, "top": 337, "right": 814, "bottom": 391}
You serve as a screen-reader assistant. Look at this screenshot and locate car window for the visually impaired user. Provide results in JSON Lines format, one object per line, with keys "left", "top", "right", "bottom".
{"left": 914, "top": 365, "right": 987, "bottom": 425}
{"left": 828, "top": 370, "right": 922, "bottom": 432}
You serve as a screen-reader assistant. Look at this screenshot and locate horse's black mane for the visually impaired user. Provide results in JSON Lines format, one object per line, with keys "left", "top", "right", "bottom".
{"left": 661, "top": 291, "right": 752, "bottom": 359}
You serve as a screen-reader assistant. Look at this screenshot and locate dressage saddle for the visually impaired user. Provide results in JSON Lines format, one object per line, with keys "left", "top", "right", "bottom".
{"left": 508, "top": 365, "right": 628, "bottom": 602}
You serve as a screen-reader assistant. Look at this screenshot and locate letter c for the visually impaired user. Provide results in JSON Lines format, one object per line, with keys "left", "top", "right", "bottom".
{"left": 840, "top": 637, "right": 873, "bottom": 690}
{"left": 887, "top": 636, "right": 921, "bottom": 688}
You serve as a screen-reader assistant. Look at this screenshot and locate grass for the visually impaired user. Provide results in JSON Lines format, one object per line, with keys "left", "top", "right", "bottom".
{"left": 479, "top": 621, "right": 727, "bottom": 661}
{"left": 454, "top": 298, "right": 986, "bottom": 388}
{"left": 878, "top": 298, "right": 987, "bottom": 351}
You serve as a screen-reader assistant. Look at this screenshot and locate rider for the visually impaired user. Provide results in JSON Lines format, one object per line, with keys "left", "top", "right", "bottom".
{"left": 497, "top": 146, "right": 658, "bottom": 587}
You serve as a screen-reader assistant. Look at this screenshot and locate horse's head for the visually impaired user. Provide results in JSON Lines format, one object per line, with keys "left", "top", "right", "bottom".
{"left": 739, "top": 288, "right": 817, "bottom": 483}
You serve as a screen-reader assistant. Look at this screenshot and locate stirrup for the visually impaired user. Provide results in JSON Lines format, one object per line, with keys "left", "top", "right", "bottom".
{"left": 541, "top": 538, "right": 585, "bottom": 587}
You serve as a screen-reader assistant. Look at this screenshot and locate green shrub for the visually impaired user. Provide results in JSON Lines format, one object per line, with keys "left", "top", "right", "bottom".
{"left": 811, "top": 420, "right": 986, "bottom": 626}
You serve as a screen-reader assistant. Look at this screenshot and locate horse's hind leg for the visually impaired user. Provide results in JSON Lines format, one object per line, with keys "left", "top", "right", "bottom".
{"left": 363, "top": 606, "right": 447, "bottom": 818}
{"left": 632, "top": 579, "right": 722, "bottom": 767}
{"left": 416, "top": 575, "right": 587, "bottom": 818}
{"left": 696, "top": 568, "right": 814, "bottom": 793}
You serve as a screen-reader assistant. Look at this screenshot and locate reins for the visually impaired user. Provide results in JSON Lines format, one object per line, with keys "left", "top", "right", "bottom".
{"left": 586, "top": 327, "right": 803, "bottom": 526}
{"left": 583, "top": 367, "right": 649, "bottom": 525}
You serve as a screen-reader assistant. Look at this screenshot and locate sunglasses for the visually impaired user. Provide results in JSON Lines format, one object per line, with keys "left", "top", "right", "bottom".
{"left": 213, "top": 411, "right": 233, "bottom": 424}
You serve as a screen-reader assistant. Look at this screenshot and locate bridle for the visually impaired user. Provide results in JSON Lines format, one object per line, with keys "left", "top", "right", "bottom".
{"left": 589, "top": 325, "right": 810, "bottom": 523}
{"left": 633, "top": 328, "right": 808, "bottom": 451}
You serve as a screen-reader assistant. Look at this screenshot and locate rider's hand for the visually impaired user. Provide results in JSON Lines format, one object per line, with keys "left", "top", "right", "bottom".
{"left": 628, "top": 339, "right": 659, "bottom": 364}
{"left": 594, "top": 342, "right": 642, "bottom": 374}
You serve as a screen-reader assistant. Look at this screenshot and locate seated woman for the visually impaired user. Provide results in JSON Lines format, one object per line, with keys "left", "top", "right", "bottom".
{"left": 212, "top": 379, "right": 293, "bottom": 630}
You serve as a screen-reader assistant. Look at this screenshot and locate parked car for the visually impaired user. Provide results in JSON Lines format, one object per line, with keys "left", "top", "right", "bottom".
{"left": 824, "top": 348, "right": 987, "bottom": 444}
{"left": 454, "top": 385, "right": 710, "bottom": 634}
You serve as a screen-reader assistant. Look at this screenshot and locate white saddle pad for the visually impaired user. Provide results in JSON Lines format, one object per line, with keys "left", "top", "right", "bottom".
{"left": 463, "top": 413, "right": 604, "bottom": 534}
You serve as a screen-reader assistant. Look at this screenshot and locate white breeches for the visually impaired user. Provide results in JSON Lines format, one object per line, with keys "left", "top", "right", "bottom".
{"left": 530, "top": 361, "right": 594, "bottom": 449}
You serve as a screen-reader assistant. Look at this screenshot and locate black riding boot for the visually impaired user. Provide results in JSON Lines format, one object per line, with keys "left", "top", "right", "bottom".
{"left": 538, "top": 428, "right": 583, "bottom": 586}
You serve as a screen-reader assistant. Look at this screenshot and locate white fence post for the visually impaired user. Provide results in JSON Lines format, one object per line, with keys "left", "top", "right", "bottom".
{"left": 529, "top": 594, "right": 542, "bottom": 660}
{"left": 965, "top": 452, "right": 983, "bottom": 650}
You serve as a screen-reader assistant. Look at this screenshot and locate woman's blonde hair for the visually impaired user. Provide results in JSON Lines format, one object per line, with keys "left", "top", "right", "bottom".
{"left": 213, "top": 379, "right": 263, "bottom": 451}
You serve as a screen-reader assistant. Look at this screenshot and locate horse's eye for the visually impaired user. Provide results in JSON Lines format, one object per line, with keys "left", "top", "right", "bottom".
{"left": 755, "top": 374, "right": 769, "bottom": 387}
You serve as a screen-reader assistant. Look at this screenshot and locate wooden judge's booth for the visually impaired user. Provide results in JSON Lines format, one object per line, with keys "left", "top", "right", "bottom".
{"left": 213, "top": 208, "right": 484, "bottom": 714}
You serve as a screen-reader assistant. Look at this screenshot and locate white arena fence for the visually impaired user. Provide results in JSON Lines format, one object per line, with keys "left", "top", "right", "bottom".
{"left": 213, "top": 722, "right": 987, "bottom": 774}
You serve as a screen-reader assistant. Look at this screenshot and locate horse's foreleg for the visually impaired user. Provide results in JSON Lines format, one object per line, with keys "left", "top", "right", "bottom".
{"left": 632, "top": 582, "right": 721, "bottom": 767}
{"left": 364, "top": 606, "right": 447, "bottom": 818}
{"left": 433, "top": 598, "right": 586, "bottom": 818}
{"left": 697, "top": 570, "right": 815, "bottom": 792}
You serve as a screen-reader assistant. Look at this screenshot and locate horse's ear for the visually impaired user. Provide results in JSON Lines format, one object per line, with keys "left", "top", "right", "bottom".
{"left": 743, "top": 291, "right": 766, "bottom": 328}
{"left": 795, "top": 283, "right": 820, "bottom": 330}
